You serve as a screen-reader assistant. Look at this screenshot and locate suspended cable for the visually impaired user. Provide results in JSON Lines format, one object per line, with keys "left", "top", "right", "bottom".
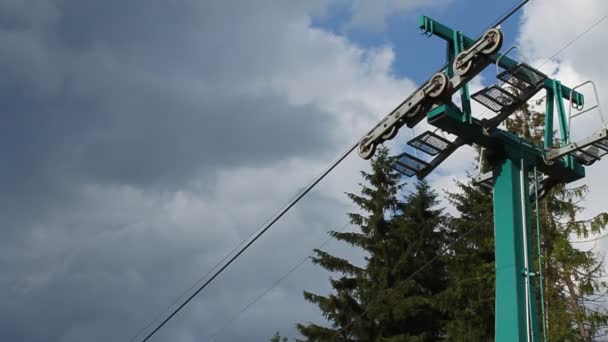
{"left": 477, "top": 13, "right": 608, "bottom": 132}
{"left": 137, "top": 4, "right": 608, "bottom": 341}
{"left": 208, "top": 222, "right": 352, "bottom": 341}
{"left": 571, "top": 231, "right": 608, "bottom": 244}
{"left": 486, "top": 0, "right": 529, "bottom": 32}
{"left": 129, "top": 175, "right": 315, "bottom": 342}
{"left": 329, "top": 5, "right": 608, "bottom": 342}
{"left": 139, "top": 142, "right": 358, "bottom": 341}
{"left": 536, "top": 15, "right": 608, "bottom": 70}
{"left": 128, "top": 248, "right": 235, "bottom": 342}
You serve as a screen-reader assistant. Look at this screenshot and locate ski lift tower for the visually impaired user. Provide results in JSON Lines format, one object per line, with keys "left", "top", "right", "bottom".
{"left": 357, "top": 16, "right": 608, "bottom": 341}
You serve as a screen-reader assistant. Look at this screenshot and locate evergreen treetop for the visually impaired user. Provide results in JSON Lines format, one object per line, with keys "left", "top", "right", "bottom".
{"left": 297, "top": 147, "right": 448, "bottom": 341}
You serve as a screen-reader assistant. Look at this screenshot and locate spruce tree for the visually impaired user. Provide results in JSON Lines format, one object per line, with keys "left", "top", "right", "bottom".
{"left": 270, "top": 332, "right": 288, "bottom": 342}
{"left": 297, "top": 147, "right": 447, "bottom": 341}
{"left": 441, "top": 181, "right": 495, "bottom": 340}
{"left": 509, "top": 105, "right": 608, "bottom": 341}
{"left": 441, "top": 102, "right": 608, "bottom": 340}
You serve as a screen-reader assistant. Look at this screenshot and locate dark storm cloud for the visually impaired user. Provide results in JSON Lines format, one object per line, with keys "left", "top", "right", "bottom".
{"left": 0, "top": 1, "right": 371, "bottom": 341}
{"left": 1, "top": 0, "right": 333, "bottom": 183}
{"left": 0, "top": 0, "right": 335, "bottom": 230}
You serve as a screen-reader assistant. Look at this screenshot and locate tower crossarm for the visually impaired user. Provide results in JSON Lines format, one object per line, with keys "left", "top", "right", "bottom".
{"left": 357, "top": 26, "right": 504, "bottom": 160}
{"left": 428, "top": 103, "right": 586, "bottom": 183}
{"left": 419, "top": 16, "right": 584, "bottom": 107}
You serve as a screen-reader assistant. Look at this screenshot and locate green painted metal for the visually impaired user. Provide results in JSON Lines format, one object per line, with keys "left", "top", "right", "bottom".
{"left": 418, "top": 16, "right": 585, "bottom": 106}
{"left": 419, "top": 15, "right": 434, "bottom": 37}
{"left": 553, "top": 81, "right": 570, "bottom": 145}
{"left": 493, "top": 157, "right": 531, "bottom": 341}
{"left": 493, "top": 156, "right": 540, "bottom": 342}
{"left": 418, "top": 16, "right": 589, "bottom": 341}
{"left": 427, "top": 103, "right": 585, "bottom": 182}
{"left": 427, "top": 101, "right": 583, "bottom": 341}
{"left": 552, "top": 80, "right": 575, "bottom": 167}
{"left": 544, "top": 90, "right": 555, "bottom": 149}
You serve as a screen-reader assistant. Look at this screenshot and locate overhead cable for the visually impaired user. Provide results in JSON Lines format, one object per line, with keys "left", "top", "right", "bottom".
{"left": 140, "top": 142, "right": 358, "bottom": 341}
{"left": 208, "top": 222, "right": 352, "bottom": 341}
{"left": 129, "top": 174, "right": 316, "bottom": 342}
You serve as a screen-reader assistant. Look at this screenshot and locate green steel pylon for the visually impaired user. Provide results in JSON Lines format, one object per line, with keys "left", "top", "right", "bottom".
{"left": 420, "top": 17, "right": 586, "bottom": 341}
{"left": 357, "top": 15, "right": 601, "bottom": 341}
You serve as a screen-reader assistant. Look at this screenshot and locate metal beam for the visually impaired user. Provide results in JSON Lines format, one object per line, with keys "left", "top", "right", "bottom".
{"left": 493, "top": 157, "right": 540, "bottom": 342}
{"left": 546, "top": 128, "right": 608, "bottom": 160}
{"left": 427, "top": 103, "right": 585, "bottom": 183}
{"left": 544, "top": 90, "right": 555, "bottom": 149}
{"left": 419, "top": 16, "right": 584, "bottom": 106}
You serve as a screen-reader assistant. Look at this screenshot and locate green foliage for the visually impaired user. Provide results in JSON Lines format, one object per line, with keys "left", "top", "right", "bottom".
{"left": 297, "top": 147, "right": 448, "bottom": 341}
{"left": 438, "top": 103, "right": 608, "bottom": 340}
{"left": 510, "top": 105, "right": 608, "bottom": 341}
{"left": 293, "top": 100, "right": 608, "bottom": 341}
{"left": 440, "top": 181, "right": 495, "bottom": 341}
{"left": 270, "top": 332, "right": 288, "bottom": 342}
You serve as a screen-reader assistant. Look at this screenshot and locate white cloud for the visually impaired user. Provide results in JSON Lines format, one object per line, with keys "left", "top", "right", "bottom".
{"left": 518, "top": 0, "right": 608, "bottom": 221}
{"left": 0, "top": 1, "right": 436, "bottom": 341}
{"left": 512, "top": 0, "right": 608, "bottom": 282}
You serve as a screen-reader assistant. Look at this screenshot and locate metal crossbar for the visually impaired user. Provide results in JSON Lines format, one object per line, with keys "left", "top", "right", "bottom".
{"left": 546, "top": 128, "right": 608, "bottom": 164}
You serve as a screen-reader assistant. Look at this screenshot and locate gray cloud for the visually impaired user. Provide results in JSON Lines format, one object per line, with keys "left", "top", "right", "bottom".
{"left": 0, "top": 1, "right": 351, "bottom": 342}
{"left": 0, "top": 0, "right": 426, "bottom": 341}
{"left": 0, "top": 0, "right": 340, "bottom": 237}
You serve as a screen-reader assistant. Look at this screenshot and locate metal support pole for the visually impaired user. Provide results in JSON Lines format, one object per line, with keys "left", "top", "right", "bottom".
{"left": 453, "top": 31, "right": 472, "bottom": 123}
{"left": 493, "top": 157, "right": 540, "bottom": 341}
{"left": 544, "top": 90, "right": 555, "bottom": 150}
{"left": 553, "top": 81, "right": 574, "bottom": 168}
{"left": 553, "top": 81, "right": 570, "bottom": 146}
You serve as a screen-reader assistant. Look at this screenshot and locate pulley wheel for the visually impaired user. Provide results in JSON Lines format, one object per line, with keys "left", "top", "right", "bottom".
{"left": 453, "top": 53, "right": 473, "bottom": 76}
{"left": 358, "top": 141, "right": 377, "bottom": 160}
{"left": 406, "top": 104, "right": 423, "bottom": 118}
{"left": 428, "top": 73, "right": 450, "bottom": 98}
{"left": 481, "top": 28, "right": 503, "bottom": 55}
{"left": 381, "top": 125, "right": 398, "bottom": 140}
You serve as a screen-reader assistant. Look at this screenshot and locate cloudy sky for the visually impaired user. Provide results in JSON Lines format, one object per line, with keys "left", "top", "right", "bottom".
{"left": 2, "top": 0, "right": 608, "bottom": 341}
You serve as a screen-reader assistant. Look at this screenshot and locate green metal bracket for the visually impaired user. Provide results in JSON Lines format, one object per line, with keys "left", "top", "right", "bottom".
{"left": 428, "top": 101, "right": 584, "bottom": 341}
{"left": 544, "top": 90, "right": 555, "bottom": 150}
{"left": 419, "top": 16, "right": 434, "bottom": 37}
{"left": 418, "top": 16, "right": 585, "bottom": 107}
{"left": 427, "top": 103, "right": 585, "bottom": 182}
{"left": 553, "top": 81, "right": 570, "bottom": 146}
{"left": 551, "top": 80, "right": 575, "bottom": 167}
